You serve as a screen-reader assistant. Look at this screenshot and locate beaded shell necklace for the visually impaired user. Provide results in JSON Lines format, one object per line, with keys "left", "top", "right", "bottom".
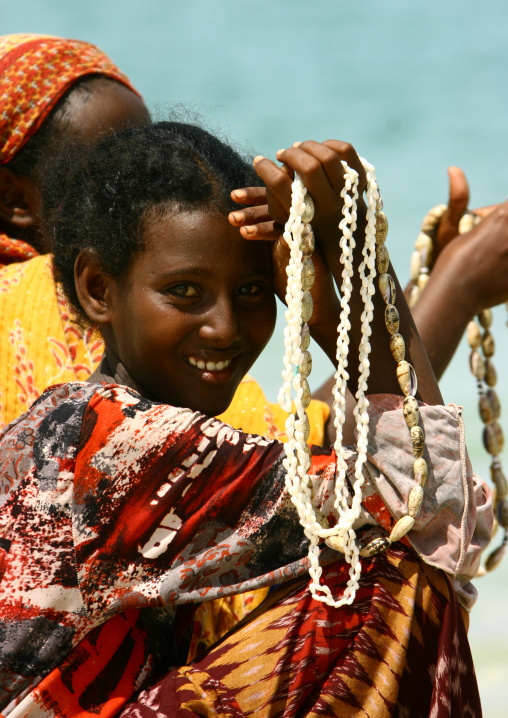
{"left": 409, "top": 206, "right": 508, "bottom": 572}
{"left": 280, "top": 161, "right": 426, "bottom": 606}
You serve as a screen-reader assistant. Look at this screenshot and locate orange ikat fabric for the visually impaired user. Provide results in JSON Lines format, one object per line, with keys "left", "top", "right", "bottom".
{"left": 0, "top": 33, "right": 138, "bottom": 164}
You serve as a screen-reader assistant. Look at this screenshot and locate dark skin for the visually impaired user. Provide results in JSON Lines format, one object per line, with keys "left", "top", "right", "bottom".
{"left": 76, "top": 209, "right": 277, "bottom": 416}
{"left": 409, "top": 166, "right": 508, "bottom": 380}
{"left": 0, "top": 78, "right": 150, "bottom": 252}
{"left": 228, "top": 140, "right": 443, "bottom": 409}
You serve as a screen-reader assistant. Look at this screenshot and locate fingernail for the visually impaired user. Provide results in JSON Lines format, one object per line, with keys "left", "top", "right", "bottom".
{"left": 230, "top": 211, "right": 243, "bottom": 224}
{"left": 253, "top": 155, "right": 265, "bottom": 164}
{"left": 276, "top": 148, "right": 286, "bottom": 158}
{"left": 232, "top": 189, "right": 247, "bottom": 200}
{"left": 243, "top": 226, "right": 256, "bottom": 235}
{"left": 292, "top": 142, "right": 301, "bottom": 148}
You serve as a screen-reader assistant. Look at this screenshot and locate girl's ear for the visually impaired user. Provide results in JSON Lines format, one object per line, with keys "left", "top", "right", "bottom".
{"left": 0, "top": 167, "right": 37, "bottom": 230}
{"left": 75, "top": 250, "right": 113, "bottom": 325}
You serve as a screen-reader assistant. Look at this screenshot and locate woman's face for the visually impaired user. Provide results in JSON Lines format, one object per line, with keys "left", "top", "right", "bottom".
{"left": 103, "top": 209, "right": 277, "bottom": 415}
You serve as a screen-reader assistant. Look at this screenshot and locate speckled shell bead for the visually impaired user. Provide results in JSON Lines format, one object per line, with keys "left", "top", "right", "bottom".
{"left": 301, "top": 194, "right": 315, "bottom": 223}
{"left": 470, "top": 351, "right": 486, "bottom": 380}
{"left": 359, "top": 536, "right": 391, "bottom": 557}
{"left": 485, "top": 360, "right": 497, "bottom": 387}
{"left": 379, "top": 273, "right": 396, "bottom": 304}
{"left": 385, "top": 304, "right": 400, "bottom": 334}
{"left": 414, "top": 457, "right": 428, "bottom": 486}
{"left": 485, "top": 541, "right": 507, "bottom": 572}
{"left": 408, "top": 485, "right": 424, "bottom": 518}
{"left": 482, "top": 331, "right": 495, "bottom": 358}
{"left": 491, "top": 461, "right": 507, "bottom": 499}
{"left": 301, "top": 225, "right": 315, "bottom": 256}
{"left": 299, "top": 350, "right": 312, "bottom": 378}
{"left": 376, "top": 244, "right": 390, "bottom": 274}
{"left": 301, "top": 291, "right": 313, "bottom": 322}
{"left": 396, "top": 361, "right": 417, "bottom": 397}
{"left": 410, "top": 426, "right": 425, "bottom": 457}
{"left": 467, "top": 320, "right": 482, "bottom": 349}
{"left": 497, "top": 500, "right": 508, "bottom": 529}
{"left": 389, "top": 515, "right": 415, "bottom": 543}
{"left": 390, "top": 333, "right": 405, "bottom": 363}
{"left": 375, "top": 211, "right": 388, "bottom": 243}
{"left": 483, "top": 421, "right": 504, "bottom": 456}
{"left": 403, "top": 396, "right": 419, "bottom": 428}
{"left": 301, "top": 258, "right": 315, "bottom": 290}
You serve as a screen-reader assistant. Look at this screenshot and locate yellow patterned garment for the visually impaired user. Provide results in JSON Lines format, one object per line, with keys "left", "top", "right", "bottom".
{"left": 0, "top": 253, "right": 330, "bottom": 658}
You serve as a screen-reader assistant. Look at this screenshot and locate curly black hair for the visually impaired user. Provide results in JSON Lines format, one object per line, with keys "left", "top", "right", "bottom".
{"left": 43, "top": 121, "right": 262, "bottom": 320}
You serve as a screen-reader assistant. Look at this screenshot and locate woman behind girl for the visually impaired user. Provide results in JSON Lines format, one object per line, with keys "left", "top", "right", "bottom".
{"left": 0, "top": 121, "right": 492, "bottom": 717}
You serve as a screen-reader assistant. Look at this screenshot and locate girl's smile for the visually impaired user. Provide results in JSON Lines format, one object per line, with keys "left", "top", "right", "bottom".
{"left": 99, "top": 208, "right": 277, "bottom": 415}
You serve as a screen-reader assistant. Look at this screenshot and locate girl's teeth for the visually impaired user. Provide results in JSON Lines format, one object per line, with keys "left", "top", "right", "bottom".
{"left": 188, "top": 358, "right": 231, "bottom": 371}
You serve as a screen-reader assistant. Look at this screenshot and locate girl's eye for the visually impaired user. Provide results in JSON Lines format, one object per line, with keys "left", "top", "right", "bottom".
{"left": 238, "top": 283, "right": 263, "bottom": 297}
{"left": 169, "top": 284, "right": 199, "bottom": 298}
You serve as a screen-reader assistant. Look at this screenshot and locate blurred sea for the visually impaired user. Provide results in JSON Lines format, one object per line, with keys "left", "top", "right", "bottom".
{"left": 1, "top": 0, "right": 507, "bottom": 713}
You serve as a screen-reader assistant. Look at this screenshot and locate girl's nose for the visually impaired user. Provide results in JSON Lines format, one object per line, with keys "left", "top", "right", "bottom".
{"left": 199, "top": 298, "right": 242, "bottom": 347}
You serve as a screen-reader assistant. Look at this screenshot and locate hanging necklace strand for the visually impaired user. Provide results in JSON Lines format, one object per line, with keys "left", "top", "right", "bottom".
{"left": 280, "top": 160, "right": 428, "bottom": 607}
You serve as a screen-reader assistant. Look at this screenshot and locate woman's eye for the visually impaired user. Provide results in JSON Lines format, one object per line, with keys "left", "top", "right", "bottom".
{"left": 169, "top": 284, "right": 199, "bottom": 297}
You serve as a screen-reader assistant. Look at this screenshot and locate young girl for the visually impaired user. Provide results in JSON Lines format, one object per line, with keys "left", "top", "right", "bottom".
{"left": 0, "top": 122, "right": 491, "bottom": 718}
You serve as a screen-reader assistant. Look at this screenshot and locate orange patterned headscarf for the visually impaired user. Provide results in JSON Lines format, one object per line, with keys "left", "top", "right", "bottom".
{"left": 0, "top": 34, "right": 139, "bottom": 165}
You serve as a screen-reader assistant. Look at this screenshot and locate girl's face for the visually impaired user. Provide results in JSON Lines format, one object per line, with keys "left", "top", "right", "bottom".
{"left": 103, "top": 208, "right": 277, "bottom": 415}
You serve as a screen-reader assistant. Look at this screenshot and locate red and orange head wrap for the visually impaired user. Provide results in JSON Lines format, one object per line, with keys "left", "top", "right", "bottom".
{"left": 0, "top": 33, "right": 140, "bottom": 165}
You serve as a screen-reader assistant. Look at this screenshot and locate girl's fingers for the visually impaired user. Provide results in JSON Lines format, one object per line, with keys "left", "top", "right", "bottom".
{"left": 322, "top": 139, "right": 366, "bottom": 185}
{"left": 239, "top": 220, "right": 284, "bottom": 242}
{"left": 252, "top": 156, "right": 294, "bottom": 215}
{"left": 229, "top": 205, "right": 272, "bottom": 227}
{"left": 274, "top": 145, "right": 338, "bottom": 209}
{"left": 231, "top": 187, "right": 267, "bottom": 205}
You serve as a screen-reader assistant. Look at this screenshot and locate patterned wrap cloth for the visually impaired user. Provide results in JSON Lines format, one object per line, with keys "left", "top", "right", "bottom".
{"left": 0, "top": 254, "right": 329, "bottom": 661}
{"left": 0, "top": 33, "right": 139, "bottom": 266}
{"left": 0, "top": 383, "right": 492, "bottom": 717}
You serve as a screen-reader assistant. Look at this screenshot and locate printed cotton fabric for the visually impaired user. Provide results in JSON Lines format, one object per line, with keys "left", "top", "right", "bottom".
{"left": 121, "top": 549, "right": 482, "bottom": 718}
{"left": 0, "top": 33, "right": 138, "bottom": 165}
{"left": 0, "top": 383, "right": 490, "bottom": 718}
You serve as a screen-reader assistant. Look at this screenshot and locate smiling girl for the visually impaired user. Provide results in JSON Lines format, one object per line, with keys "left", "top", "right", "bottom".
{"left": 0, "top": 122, "right": 492, "bottom": 718}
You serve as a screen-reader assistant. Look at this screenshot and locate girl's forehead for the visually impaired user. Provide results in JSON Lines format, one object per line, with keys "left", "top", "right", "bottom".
{"left": 139, "top": 208, "right": 271, "bottom": 272}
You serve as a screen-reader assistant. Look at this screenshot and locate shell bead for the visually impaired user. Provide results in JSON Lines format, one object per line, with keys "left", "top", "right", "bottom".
{"left": 420, "top": 203, "right": 446, "bottom": 234}
{"left": 301, "top": 291, "right": 313, "bottom": 323}
{"left": 410, "top": 426, "right": 425, "bottom": 458}
{"left": 485, "top": 360, "right": 497, "bottom": 387}
{"left": 497, "top": 499, "right": 508, "bottom": 529}
{"left": 300, "top": 350, "right": 313, "bottom": 379}
{"left": 301, "top": 412, "right": 310, "bottom": 442}
{"left": 301, "top": 194, "right": 315, "bottom": 223}
{"left": 415, "top": 232, "right": 433, "bottom": 266}
{"left": 414, "top": 457, "right": 428, "bottom": 486}
{"left": 478, "top": 309, "right": 493, "bottom": 329}
{"left": 485, "top": 542, "right": 507, "bottom": 572}
{"left": 390, "top": 333, "right": 405, "bottom": 363}
{"left": 325, "top": 536, "right": 345, "bottom": 553}
{"left": 483, "top": 421, "right": 504, "bottom": 456}
{"left": 397, "top": 361, "right": 417, "bottom": 397}
{"left": 403, "top": 395, "right": 419, "bottom": 428}
{"left": 301, "top": 259, "right": 315, "bottom": 290}
{"left": 376, "top": 244, "right": 390, "bottom": 274}
{"left": 479, "top": 395, "right": 494, "bottom": 424}
{"left": 470, "top": 351, "right": 486, "bottom": 380}
{"left": 467, "top": 321, "right": 482, "bottom": 349}
{"left": 379, "top": 273, "right": 396, "bottom": 305}
{"left": 490, "top": 462, "right": 508, "bottom": 499}
{"left": 409, "top": 251, "right": 421, "bottom": 282}
{"left": 360, "top": 536, "right": 391, "bottom": 557}
{"left": 389, "top": 515, "right": 415, "bottom": 543}
{"left": 375, "top": 211, "right": 389, "bottom": 244}
{"left": 301, "top": 378, "right": 312, "bottom": 409}
{"left": 385, "top": 304, "right": 400, "bottom": 335}
{"left": 301, "top": 225, "right": 315, "bottom": 257}
{"left": 417, "top": 273, "right": 430, "bottom": 292}
{"left": 301, "top": 323, "right": 311, "bottom": 351}
{"left": 482, "top": 331, "right": 495, "bottom": 358}
{"left": 487, "top": 389, "right": 501, "bottom": 420}
{"left": 408, "top": 485, "right": 424, "bottom": 517}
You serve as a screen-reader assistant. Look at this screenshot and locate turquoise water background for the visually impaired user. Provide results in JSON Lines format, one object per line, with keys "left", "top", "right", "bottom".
{"left": 2, "top": 0, "right": 508, "bottom": 713}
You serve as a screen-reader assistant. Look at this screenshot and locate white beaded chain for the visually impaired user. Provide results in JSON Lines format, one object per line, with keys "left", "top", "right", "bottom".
{"left": 279, "top": 161, "right": 382, "bottom": 608}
